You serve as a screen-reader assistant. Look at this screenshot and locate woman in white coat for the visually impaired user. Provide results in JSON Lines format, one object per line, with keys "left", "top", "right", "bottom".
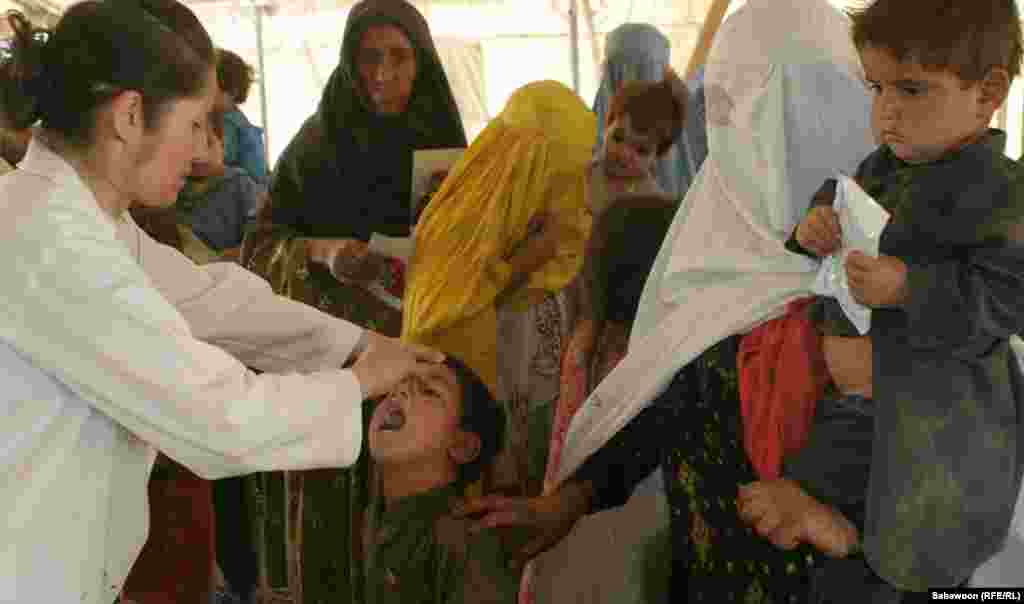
{"left": 0, "top": 4, "right": 441, "bottom": 603}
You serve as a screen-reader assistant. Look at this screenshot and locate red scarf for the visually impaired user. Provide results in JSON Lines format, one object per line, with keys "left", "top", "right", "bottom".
{"left": 738, "top": 298, "right": 829, "bottom": 480}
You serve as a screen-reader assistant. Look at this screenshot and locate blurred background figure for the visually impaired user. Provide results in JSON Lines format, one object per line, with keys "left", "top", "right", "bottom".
{"left": 216, "top": 48, "right": 269, "bottom": 186}
{"left": 0, "top": 34, "right": 34, "bottom": 173}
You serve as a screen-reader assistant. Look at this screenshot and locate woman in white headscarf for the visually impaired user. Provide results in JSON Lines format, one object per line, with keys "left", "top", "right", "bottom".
{"left": 454, "top": 0, "right": 875, "bottom": 601}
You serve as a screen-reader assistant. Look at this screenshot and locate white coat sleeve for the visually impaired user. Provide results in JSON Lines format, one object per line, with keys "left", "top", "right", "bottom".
{"left": 118, "top": 217, "right": 366, "bottom": 374}
{"left": 3, "top": 200, "right": 364, "bottom": 480}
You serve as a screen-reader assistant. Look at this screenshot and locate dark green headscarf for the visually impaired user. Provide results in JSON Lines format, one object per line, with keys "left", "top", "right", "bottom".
{"left": 268, "top": 0, "right": 466, "bottom": 240}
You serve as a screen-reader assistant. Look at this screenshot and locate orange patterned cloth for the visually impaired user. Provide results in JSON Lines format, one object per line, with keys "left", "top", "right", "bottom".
{"left": 520, "top": 323, "right": 628, "bottom": 604}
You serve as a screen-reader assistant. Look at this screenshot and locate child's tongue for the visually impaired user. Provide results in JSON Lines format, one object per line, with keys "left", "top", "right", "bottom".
{"left": 380, "top": 406, "right": 406, "bottom": 431}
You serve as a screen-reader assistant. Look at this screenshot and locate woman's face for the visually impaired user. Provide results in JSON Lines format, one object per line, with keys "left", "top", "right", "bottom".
{"left": 131, "top": 67, "right": 217, "bottom": 206}
{"left": 356, "top": 24, "right": 417, "bottom": 115}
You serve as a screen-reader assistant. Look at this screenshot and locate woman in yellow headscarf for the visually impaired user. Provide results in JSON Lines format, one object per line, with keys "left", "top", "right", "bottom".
{"left": 403, "top": 80, "right": 595, "bottom": 496}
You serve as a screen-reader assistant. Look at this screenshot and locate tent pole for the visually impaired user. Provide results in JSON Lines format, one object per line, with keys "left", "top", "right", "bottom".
{"left": 685, "top": 0, "right": 730, "bottom": 79}
{"left": 254, "top": 3, "right": 270, "bottom": 165}
{"left": 569, "top": 0, "right": 580, "bottom": 93}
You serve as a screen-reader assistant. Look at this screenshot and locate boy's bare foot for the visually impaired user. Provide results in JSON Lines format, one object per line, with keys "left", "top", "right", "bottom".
{"left": 737, "top": 479, "right": 859, "bottom": 558}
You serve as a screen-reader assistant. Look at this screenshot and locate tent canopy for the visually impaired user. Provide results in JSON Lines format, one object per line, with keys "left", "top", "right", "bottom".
{"left": 5, "top": 0, "right": 1022, "bottom": 163}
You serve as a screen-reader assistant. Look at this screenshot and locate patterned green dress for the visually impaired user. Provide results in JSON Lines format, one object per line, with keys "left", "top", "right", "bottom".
{"left": 575, "top": 336, "right": 820, "bottom": 603}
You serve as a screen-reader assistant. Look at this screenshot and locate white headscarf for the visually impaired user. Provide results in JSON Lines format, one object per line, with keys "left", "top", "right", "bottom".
{"left": 556, "top": 0, "right": 876, "bottom": 484}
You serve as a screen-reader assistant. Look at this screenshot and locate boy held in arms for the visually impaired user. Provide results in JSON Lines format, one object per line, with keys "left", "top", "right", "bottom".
{"left": 361, "top": 355, "right": 516, "bottom": 603}
{"left": 739, "top": 0, "right": 1024, "bottom": 594}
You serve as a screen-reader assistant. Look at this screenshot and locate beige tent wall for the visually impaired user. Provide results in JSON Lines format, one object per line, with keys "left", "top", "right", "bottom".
{"left": 5, "top": 0, "right": 1024, "bottom": 161}
{"left": 189, "top": 0, "right": 731, "bottom": 165}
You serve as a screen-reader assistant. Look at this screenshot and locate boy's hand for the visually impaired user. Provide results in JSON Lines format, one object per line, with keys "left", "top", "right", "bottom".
{"left": 845, "top": 251, "right": 909, "bottom": 308}
{"left": 795, "top": 206, "right": 842, "bottom": 257}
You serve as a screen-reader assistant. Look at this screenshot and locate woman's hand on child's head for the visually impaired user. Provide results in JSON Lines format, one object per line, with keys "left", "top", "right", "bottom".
{"left": 451, "top": 481, "right": 593, "bottom": 572}
{"left": 350, "top": 332, "right": 445, "bottom": 399}
{"left": 796, "top": 206, "right": 842, "bottom": 257}
{"left": 845, "top": 252, "right": 909, "bottom": 308}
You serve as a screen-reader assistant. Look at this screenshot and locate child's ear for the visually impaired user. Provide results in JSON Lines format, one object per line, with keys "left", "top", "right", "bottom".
{"left": 979, "top": 67, "right": 1011, "bottom": 115}
{"left": 449, "top": 430, "right": 481, "bottom": 466}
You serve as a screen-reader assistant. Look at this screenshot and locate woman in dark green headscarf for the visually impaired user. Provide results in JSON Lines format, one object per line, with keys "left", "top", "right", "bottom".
{"left": 240, "top": 2, "right": 465, "bottom": 602}
{"left": 243, "top": 0, "right": 466, "bottom": 336}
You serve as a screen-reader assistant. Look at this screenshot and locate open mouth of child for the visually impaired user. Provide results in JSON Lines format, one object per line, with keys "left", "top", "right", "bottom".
{"left": 378, "top": 404, "right": 406, "bottom": 431}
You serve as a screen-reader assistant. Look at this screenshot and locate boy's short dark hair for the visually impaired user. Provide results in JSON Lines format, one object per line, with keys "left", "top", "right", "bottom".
{"left": 216, "top": 48, "right": 255, "bottom": 105}
{"left": 607, "top": 79, "right": 685, "bottom": 156}
{"left": 208, "top": 108, "right": 225, "bottom": 141}
{"left": 848, "top": 0, "right": 1023, "bottom": 84}
{"left": 444, "top": 355, "right": 505, "bottom": 486}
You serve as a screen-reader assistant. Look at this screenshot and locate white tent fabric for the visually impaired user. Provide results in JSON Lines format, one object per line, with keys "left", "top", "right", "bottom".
{"left": 184, "top": 0, "right": 731, "bottom": 162}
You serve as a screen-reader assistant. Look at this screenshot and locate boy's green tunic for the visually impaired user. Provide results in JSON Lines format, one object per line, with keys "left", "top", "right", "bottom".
{"left": 810, "top": 130, "right": 1024, "bottom": 589}
{"left": 358, "top": 482, "right": 518, "bottom": 604}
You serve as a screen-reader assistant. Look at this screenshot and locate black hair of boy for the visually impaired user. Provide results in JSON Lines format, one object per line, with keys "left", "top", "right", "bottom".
{"left": 443, "top": 355, "right": 505, "bottom": 486}
{"left": 606, "top": 78, "right": 686, "bottom": 156}
{"left": 216, "top": 48, "right": 255, "bottom": 105}
{"left": 848, "top": 0, "right": 1022, "bottom": 83}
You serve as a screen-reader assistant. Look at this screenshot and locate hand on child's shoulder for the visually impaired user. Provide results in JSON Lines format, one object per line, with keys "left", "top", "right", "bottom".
{"left": 435, "top": 511, "right": 519, "bottom": 603}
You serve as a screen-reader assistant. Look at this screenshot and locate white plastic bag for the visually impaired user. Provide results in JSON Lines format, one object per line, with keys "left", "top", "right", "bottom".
{"left": 811, "top": 174, "right": 890, "bottom": 334}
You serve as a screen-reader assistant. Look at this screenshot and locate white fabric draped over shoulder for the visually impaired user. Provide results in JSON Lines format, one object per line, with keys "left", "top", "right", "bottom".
{"left": 0, "top": 139, "right": 367, "bottom": 604}
{"left": 555, "top": 0, "right": 875, "bottom": 485}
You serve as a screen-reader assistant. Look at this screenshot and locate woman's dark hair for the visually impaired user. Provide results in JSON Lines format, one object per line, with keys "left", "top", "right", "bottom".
{"left": 444, "top": 355, "right": 505, "bottom": 486}
{"left": 4, "top": 0, "right": 214, "bottom": 148}
{"left": 216, "top": 48, "right": 254, "bottom": 105}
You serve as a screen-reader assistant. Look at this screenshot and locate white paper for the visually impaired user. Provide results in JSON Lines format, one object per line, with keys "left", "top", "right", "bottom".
{"left": 811, "top": 174, "right": 890, "bottom": 334}
{"left": 368, "top": 233, "right": 413, "bottom": 264}
{"left": 411, "top": 148, "right": 465, "bottom": 207}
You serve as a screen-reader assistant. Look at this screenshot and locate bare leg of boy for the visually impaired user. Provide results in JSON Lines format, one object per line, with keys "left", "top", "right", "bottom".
{"left": 737, "top": 479, "right": 859, "bottom": 558}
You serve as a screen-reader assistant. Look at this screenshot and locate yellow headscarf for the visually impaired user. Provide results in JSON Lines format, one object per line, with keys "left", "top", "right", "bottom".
{"left": 402, "top": 80, "right": 596, "bottom": 391}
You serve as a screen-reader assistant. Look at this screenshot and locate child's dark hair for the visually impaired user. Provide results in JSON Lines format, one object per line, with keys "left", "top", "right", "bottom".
{"left": 216, "top": 48, "right": 255, "bottom": 105}
{"left": 3, "top": 0, "right": 214, "bottom": 149}
{"left": 606, "top": 76, "right": 686, "bottom": 156}
{"left": 848, "top": 0, "right": 1023, "bottom": 84}
{"left": 208, "top": 107, "right": 225, "bottom": 141}
{"left": 444, "top": 355, "right": 505, "bottom": 486}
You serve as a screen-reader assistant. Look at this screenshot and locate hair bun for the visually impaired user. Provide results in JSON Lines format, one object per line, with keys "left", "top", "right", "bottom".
{"left": 1, "top": 11, "right": 49, "bottom": 128}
